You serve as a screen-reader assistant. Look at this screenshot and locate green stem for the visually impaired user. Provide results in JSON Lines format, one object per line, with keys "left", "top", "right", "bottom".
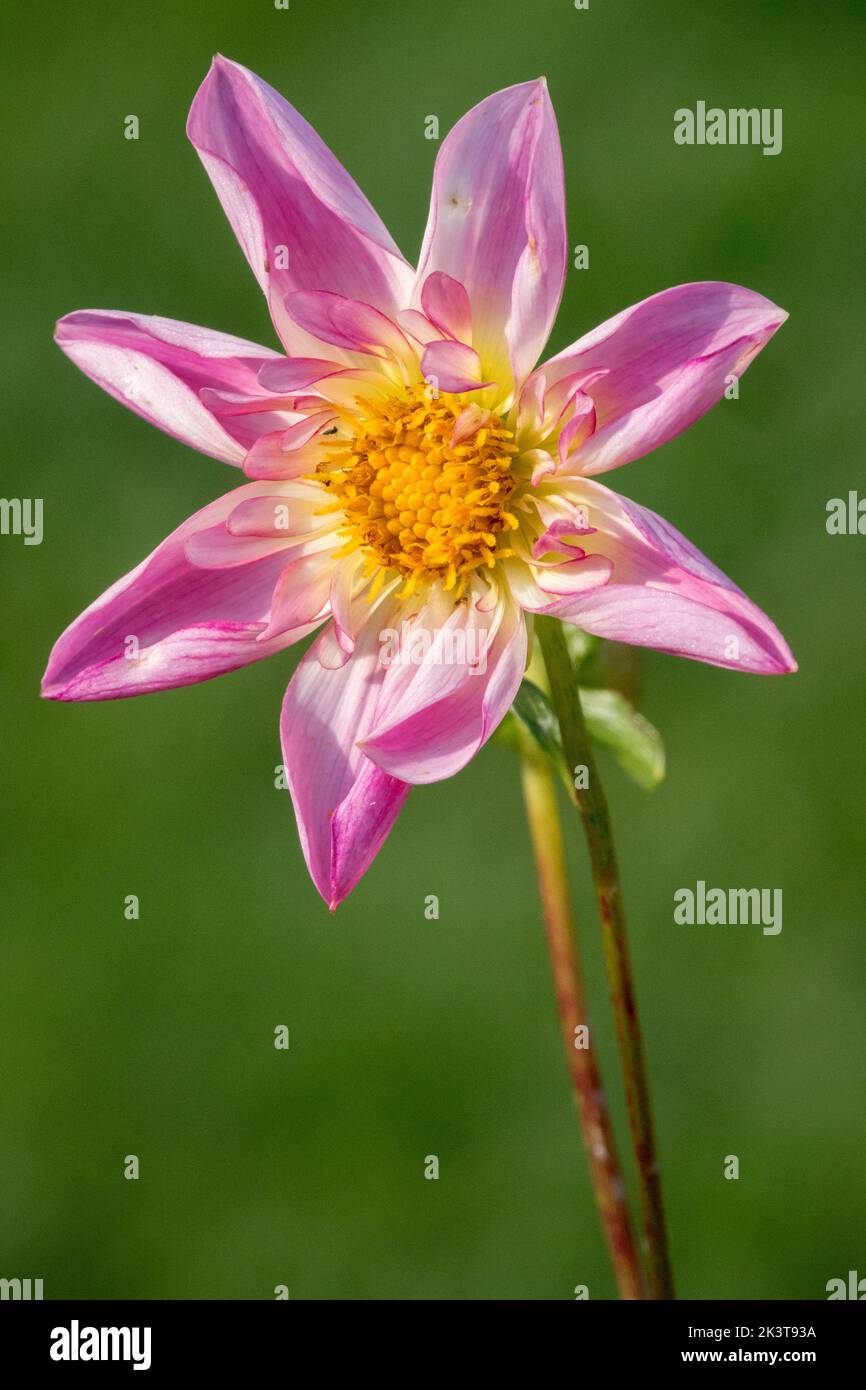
{"left": 535, "top": 614, "right": 675, "bottom": 1301}
{"left": 519, "top": 730, "right": 644, "bottom": 1300}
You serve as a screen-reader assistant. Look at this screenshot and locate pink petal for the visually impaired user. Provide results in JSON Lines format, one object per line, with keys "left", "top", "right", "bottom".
{"left": 186, "top": 480, "right": 333, "bottom": 566}
{"left": 41, "top": 484, "right": 325, "bottom": 701}
{"left": 553, "top": 479, "right": 797, "bottom": 674}
{"left": 259, "top": 549, "right": 334, "bottom": 640}
{"left": 557, "top": 392, "right": 596, "bottom": 466}
{"left": 197, "top": 387, "right": 299, "bottom": 416}
{"left": 451, "top": 403, "right": 490, "bottom": 447}
{"left": 534, "top": 282, "right": 787, "bottom": 474}
{"left": 55, "top": 310, "right": 286, "bottom": 464}
{"left": 420, "top": 271, "right": 473, "bottom": 343}
{"left": 284, "top": 290, "right": 412, "bottom": 361}
{"left": 414, "top": 79, "right": 566, "bottom": 390}
{"left": 419, "top": 340, "right": 491, "bottom": 394}
{"left": 255, "top": 357, "right": 346, "bottom": 392}
{"left": 225, "top": 483, "right": 326, "bottom": 536}
{"left": 329, "top": 555, "right": 367, "bottom": 657}
{"left": 361, "top": 591, "right": 528, "bottom": 783}
{"left": 542, "top": 368, "right": 610, "bottom": 431}
{"left": 187, "top": 56, "right": 414, "bottom": 356}
{"left": 184, "top": 527, "right": 297, "bottom": 569}
{"left": 526, "top": 448, "right": 557, "bottom": 485}
{"left": 396, "top": 309, "right": 441, "bottom": 346}
{"left": 280, "top": 616, "right": 410, "bottom": 909}
{"left": 531, "top": 554, "right": 613, "bottom": 600}
{"left": 533, "top": 513, "right": 596, "bottom": 559}
{"left": 242, "top": 415, "right": 334, "bottom": 480}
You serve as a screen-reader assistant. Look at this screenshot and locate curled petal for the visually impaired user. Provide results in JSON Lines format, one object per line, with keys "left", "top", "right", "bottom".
{"left": 242, "top": 415, "right": 334, "bottom": 480}
{"left": 255, "top": 357, "right": 346, "bottom": 393}
{"left": 396, "top": 309, "right": 441, "bottom": 346}
{"left": 329, "top": 554, "right": 368, "bottom": 658}
{"left": 420, "top": 271, "right": 473, "bottom": 343}
{"left": 576, "top": 335, "right": 775, "bottom": 476}
{"left": 55, "top": 310, "right": 285, "bottom": 464}
{"left": 557, "top": 392, "right": 596, "bottom": 467}
{"left": 414, "top": 79, "right": 567, "bottom": 390}
{"left": 41, "top": 484, "right": 326, "bottom": 701}
{"left": 285, "top": 290, "right": 412, "bottom": 363}
{"left": 553, "top": 479, "right": 797, "bottom": 673}
{"left": 259, "top": 549, "right": 334, "bottom": 641}
{"left": 184, "top": 528, "right": 297, "bottom": 569}
{"left": 543, "top": 368, "right": 609, "bottom": 432}
{"left": 533, "top": 282, "right": 787, "bottom": 474}
{"left": 280, "top": 614, "right": 410, "bottom": 909}
{"left": 361, "top": 589, "right": 528, "bottom": 783}
{"left": 187, "top": 55, "right": 414, "bottom": 355}
{"left": 419, "top": 340, "right": 491, "bottom": 394}
{"left": 186, "top": 480, "right": 331, "bottom": 565}
{"left": 516, "top": 370, "right": 547, "bottom": 438}
{"left": 226, "top": 488, "right": 321, "bottom": 539}
{"left": 533, "top": 512, "right": 597, "bottom": 559}
{"left": 526, "top": 448, "right": 557, "bottom": 485}
{"left": 451, "top": 403, "right": 491, "bottom": 447}
{"left": 531, "top": 554, "right": 613, "bottom": 600}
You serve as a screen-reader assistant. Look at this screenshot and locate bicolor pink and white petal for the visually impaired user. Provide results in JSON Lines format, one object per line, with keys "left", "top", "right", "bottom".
{"left": 44, "top": 56, "right": 795, "bottom": 908}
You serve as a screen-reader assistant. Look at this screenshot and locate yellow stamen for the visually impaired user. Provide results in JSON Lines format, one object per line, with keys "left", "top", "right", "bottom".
{"left": 315, "top": 383, "right": 517, "bottom": 595}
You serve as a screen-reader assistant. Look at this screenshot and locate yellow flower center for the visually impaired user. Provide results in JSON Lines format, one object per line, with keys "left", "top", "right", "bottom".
{"left": 315, "top": 384, "right": 519, "bottom": 599}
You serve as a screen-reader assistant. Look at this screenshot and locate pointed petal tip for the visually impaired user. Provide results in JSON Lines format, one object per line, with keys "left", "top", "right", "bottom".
{"left": 40, "top": 648, "right": 71, "bottom": 700}
{"left": 511, "top": 75, "right": 549, "bottom": 99}
{"left": 494, "top": 75, "right": 553, "bottom": 115}
{"left": 753, "top": 623, "right": 797, "bottom": 676}
{"left": 205, "top": 53, "right": 252, "bottom": 87}
{"left": 770, "top": 647, "right": 798, "bottom": 675}
{"left": 203, "top": 53, "right": 236, "bottom": 79}
{"left": 40, "top": 672, "right": 89, "bottom": 702}
{"left": 54, "top": 310, "right": 95, "bottom": 347}
{"left": 187, "top": 54, "right": 243, "bottom": 138}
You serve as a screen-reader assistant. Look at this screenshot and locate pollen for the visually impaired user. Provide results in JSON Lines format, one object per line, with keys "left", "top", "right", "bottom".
{"left": 315, "top": 383, "right": 519, "bottom": 597}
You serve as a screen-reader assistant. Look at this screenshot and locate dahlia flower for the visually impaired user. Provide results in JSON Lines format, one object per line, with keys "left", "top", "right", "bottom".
{"left": 43, "top": 57, "right": 795, "bottom": 908}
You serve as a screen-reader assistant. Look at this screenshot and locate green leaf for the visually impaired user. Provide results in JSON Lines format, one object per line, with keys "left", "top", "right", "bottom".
{"left": 506, "top": 675, "right": 666, "bottom": 793}
{"left": 578, "top": 688, "right": 666, "bottom": 791}
{"left": 511, "top": 679, "right": 564, "bottom": 766}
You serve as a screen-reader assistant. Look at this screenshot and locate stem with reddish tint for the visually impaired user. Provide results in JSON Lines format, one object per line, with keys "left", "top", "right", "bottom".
{"left": 535, "top": 614, "right": 675, "bottom": 1301}
{"left": 519, "top": 730, "right": 644, "bottom": 1300}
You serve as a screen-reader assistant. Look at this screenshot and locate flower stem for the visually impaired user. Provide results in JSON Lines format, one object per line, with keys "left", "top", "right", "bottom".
{"left": 519, "top": 729, "right": 644, "bottom": 1300}
{"left": 535, "top": 614, "right": 675, "bottom": 1301}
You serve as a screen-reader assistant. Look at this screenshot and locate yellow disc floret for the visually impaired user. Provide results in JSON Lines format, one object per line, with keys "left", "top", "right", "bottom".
{"left": 315, "top": 384, "right": 520, "bottom": 599}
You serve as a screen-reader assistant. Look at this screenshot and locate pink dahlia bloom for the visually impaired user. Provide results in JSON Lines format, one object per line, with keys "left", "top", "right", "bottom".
{"left": 43, "top": 57, "right": 795, "bottom": 907}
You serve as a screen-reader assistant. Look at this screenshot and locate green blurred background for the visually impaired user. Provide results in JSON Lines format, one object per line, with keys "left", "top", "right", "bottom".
{"left": 2, "top": 0, "right": 864, "bottom": 1300}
